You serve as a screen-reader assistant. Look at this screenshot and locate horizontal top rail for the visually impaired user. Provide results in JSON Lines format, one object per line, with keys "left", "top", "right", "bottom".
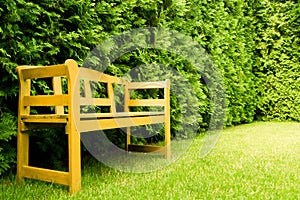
{"left": 79, "top": 67, "right": 123, "bottom": 84}
{"left": 17, "top": 64, "right": 67, "bottom": 80}
{"left": 126, "top": 80, "right": 169, "bottom": 89}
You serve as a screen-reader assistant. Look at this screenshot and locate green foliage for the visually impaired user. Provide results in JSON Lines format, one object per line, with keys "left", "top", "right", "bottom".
{"left": 183, "top": 0, "right": 257, "bottom": 125}
{"left": 0, "top": 0, "right": 299, "bottom": 175}
{"left": 0, "top": 0, "right": 104, "bottom": 175}
{"left": 0, "top": 104, "right": 17, "bottom": 175}
{"left": 253, "top": 0, "right": 300, "bottom": 121}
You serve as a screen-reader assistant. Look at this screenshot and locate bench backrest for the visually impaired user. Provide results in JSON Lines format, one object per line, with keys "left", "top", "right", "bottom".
{"left": 16, "top": 59, "right": 170, "bottom": 117}
{"left": 78, "top": 67, "right": 123, "bottom": 113}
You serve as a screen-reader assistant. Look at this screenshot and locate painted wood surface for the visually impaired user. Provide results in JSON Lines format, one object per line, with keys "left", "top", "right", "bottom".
{"left": 16, "top": 59, "right": 171, "bottom": 194}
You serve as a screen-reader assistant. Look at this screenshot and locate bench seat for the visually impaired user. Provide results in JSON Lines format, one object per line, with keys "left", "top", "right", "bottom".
{"left": 21, "top": 111, "right": 164, "bottom": 120}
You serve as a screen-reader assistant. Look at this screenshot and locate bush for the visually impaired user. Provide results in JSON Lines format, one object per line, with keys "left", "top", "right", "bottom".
{"left": 0, "top": 105, "right": 17, "bottom": 175}
{"left": 252, "top": 0, "right": 300, "bottom": 121}
{"left": 0, "top": 0, "right": 105, "bottom": 174}
{"left": 0, "top": 0, "right": 299, "bottom": 174}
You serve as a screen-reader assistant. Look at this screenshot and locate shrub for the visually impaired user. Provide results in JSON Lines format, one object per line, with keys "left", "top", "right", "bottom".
{"left": 0, "top": 0, "right": 299, "bottom": 174}
{"left": 0, "top": 105, "right": 17, "bottom": 175}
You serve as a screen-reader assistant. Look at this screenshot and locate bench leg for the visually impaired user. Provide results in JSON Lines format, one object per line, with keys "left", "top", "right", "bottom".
{"left": 126, "top": 127, "right": 131, "bottom": 151}
{"left": 165, "top": 80, "right": 171, "bottom": 160}
{"left": 68, "top": 126, "right": 81, "bottom": 194}
{"left": 165, "top": 120, "right": 171, "bottom": 160}
{"left": 17, "top": 129, "right": 29, "bottom": 183}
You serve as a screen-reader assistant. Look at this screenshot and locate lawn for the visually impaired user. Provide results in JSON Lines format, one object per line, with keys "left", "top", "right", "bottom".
{"left": 1, "top": 122, "right": 299, "bottom": 199}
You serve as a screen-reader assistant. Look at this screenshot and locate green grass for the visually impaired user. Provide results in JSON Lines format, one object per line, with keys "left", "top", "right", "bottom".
{"left": 1, "top": 122, "right": 300, "bottom": 199}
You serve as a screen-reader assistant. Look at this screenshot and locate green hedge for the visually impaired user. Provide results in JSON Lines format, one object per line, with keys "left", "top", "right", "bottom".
{"left": 0, "top": 0, "right": 299, "bottom": 175}
{"left": 252, "top": 0, "right": 300, "bottom": 121}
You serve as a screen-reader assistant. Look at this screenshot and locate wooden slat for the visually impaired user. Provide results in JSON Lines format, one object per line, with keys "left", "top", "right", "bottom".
{"left": 23, "top": 95, "right": 69, "bottom": 106}
{"left": 127, "top": 81, "right": 167, "bottom": 89}
{"left": 100, "top": 73, "right": 123, "bottom": 83}
{"left": 79, "top": 115, "right": 165, "bottom": 132}
{"left": 20, "top": 111, "right": 164, "bottom": 124}
{"left": 107, "top": 83, "right": 116, "bottom": 113}
{"left": 22, "top": 166, "right": 69, "bottom": 186}
{"left": 21, "top": 114, "right": 67, "bottom": 119}
{"left": 21, "top": 64, "right": 67, "bottom": 80}
{"left": 21, "top": 114, "right": 68, "bottom": 123}
{"left": 124, "top": 83, "right": 131, "bottom": 149}
{"left": 83, "top": 79, "right": 92, "bottom": 98}
{"left": 80, "top": 111, "right": 164, "bottom": 119}
{"left": 79, "top": 68, "right": 123, "bottom": 83}
{"left": 127, "top": 144, "right": 165, "bottom": 154}
{"left": 78, "top": 68, "right": 102, "bottom": 82}
{"left": 22, "top": 118, "right": 67, "bottom": 123}
{"left": 18, "top": 79, "right": 31, "bottom": 116}
{"left": 80, "top": 98, "right": 111, "bottom": 106}
{"left": 53, "top": 77, "right": 64, "bottom": 114}
{"left": 128, "top": 99, "right": 165, "bottom": 106}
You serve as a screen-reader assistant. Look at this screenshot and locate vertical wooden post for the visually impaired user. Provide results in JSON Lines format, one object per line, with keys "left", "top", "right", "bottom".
{"left": 16, "top": 128, "right": 29, "bottom": 183}
{"left": 83, "top": 80, "right": 92, "bottom": 99}
{"left": 65, "top": 59, "right": 81, "bottom": 194}
{"left": 53, "top": 77, "right": 64, "bottom": 115}
{"left": 68, "top": 124, "right": 81, "bottom": 194}
{"left": 16, "top": 69, "right": 30, "bottom": 183}
{"left": 164, "top": 79, "right": 171, "bottom": 159}
{"left": 107, "top": 83, "right": 116, "bottom": 113}
{"left": 124, "top": 82, "right": 131, "bottom": 151}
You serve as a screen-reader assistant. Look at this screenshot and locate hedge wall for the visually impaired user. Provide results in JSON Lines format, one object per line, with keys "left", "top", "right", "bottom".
{"left": 252, "top": 0, "right": 300, "bottom": 121}
{"left": 0, "top": 0, "right": 299, "bottom": 175}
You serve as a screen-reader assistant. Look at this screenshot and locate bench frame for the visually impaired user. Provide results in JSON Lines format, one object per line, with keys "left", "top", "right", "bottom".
{"left": 16, "top": 59, "right": 170, "bottom": 194}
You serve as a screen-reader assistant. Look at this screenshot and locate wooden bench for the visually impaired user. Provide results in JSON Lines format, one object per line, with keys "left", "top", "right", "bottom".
{"left": 16, "top": 59, "right": 170, "bottom": 194}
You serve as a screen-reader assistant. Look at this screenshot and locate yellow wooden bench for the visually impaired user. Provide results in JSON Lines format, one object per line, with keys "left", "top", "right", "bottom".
{"left": 16, "top": 59, "right": 170, "bottom": 194}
